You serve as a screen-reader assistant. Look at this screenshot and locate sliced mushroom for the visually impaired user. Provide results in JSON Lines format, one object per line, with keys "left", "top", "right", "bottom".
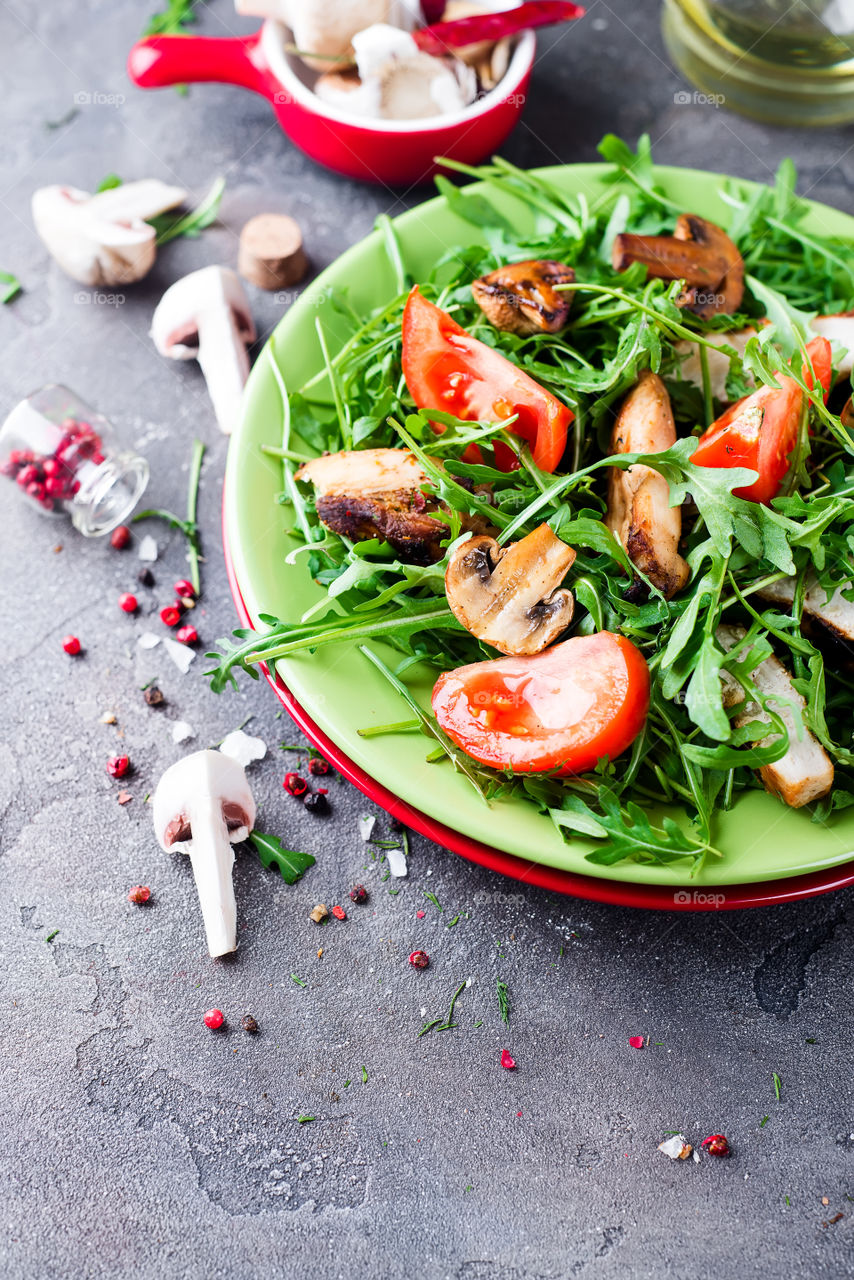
{"left": 613, "top": 214, "right": 744, "bottom": 318}
{"left": 295, "top": 447, "right": 490, "bottom": 565}
{"left": 444, "top": 523, "right": 576, "bottom": 656}
{"left": 605, "top": 371, "right": 689, "bottom": 600}
{"left": 717, "top": 624, "right": 833, "bottom": 809}
{"left": 32, "top": 179, "right": 187, "bottom": 286}
{"left": 810, "top": 311, "right": 854, "bottom": 375}
{"left": 472, "top": 260, "right": 575, "bottom": 336}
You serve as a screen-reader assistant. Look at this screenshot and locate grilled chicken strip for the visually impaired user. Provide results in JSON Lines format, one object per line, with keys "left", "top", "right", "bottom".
{"left": 757, "top": 575, "right": 854, "bottom": 644}
{"left": 717, "top": 624, "right": 833, "bottom": 809}
{"left": 674, "top": 326, "right": 758, "bottom": 402}
{"left": 295, "top": 447, "right": 489, "bottom": 566}
{"left": 606, "top": 371, "right": 690, "bottom": 599}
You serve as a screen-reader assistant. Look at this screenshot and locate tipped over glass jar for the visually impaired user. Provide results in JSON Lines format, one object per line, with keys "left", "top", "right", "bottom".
{"left": 0, "top": 385, "right": 149, "bottom": 536}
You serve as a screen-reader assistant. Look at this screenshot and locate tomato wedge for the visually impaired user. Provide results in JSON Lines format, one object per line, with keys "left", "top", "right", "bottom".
{"left": 432, "top": 632, "right": 650, "bottom": 775}
{"left": 691, "top": 335, "right": 832, "bottom": 505}
{"left": 401, "top": 286, "right": 573, "bottom": 473}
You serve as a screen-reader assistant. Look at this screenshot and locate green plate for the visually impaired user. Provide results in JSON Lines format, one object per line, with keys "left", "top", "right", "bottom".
{"left": 224, "top": 162, "right": 854, "bottom": 888}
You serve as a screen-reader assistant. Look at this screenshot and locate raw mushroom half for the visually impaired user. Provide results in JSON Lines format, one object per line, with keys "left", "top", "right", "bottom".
{"left": 153, "top": 749, "right": 256, "bottom": 958}
{"left": 472, "top": 260, "right": 575, "bottom": 336}
{"left": 32, "top": 179, "right": 187, "bottom": 286}
{"left": 445, "top": 523, "right": 576, "bottom": 656}
{"left": 150, "top": 266, "right": 256, "bottom": 435}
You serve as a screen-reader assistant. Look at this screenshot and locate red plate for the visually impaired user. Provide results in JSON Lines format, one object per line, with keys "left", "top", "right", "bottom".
{"left": 223, "top": 504, "right": 854, "bottom": 911}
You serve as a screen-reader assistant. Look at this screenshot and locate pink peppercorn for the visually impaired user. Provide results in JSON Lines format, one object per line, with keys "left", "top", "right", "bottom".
{"left": 106, "top": 755, "right": 130, "bottom": 778}
{"left": 176, "top": 624, "right": 198, "bottom": 645}
{"left": 173, "top": 579, "right": 195, "bottom": 598}
{"left": 127, "top": 885, "right": 151, "bottom": 904}
{"left": 160, "top": 605, "right": 181, "bottom": 627}
{"left": 500, "top": 1050, "right": 516, "bottom": 1070}
{"left": 110, "top": 525, "right": 131, "bottom": 550}
{"left": 283, "top": 772, "right": 308, "bottom": 797}
{"left": 204, "top": 1009, "right": 225, "bottom": 1030}
{"left": 409, "top": 950, "right": 429, "bottom": 969}
{"left": 62, "top": 635, "right": 81, "bottom": 655}
{"left": 118, "top": 593, "right": 138, "bottom": 614}
{"left": 331, "top": 905, "right": 346, "bottom": 920}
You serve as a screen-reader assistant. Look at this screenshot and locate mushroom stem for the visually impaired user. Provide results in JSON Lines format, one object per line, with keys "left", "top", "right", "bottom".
{"left": 188, "top": 801, "right": 238, "bottom": 958}
{"left": 196, "top": 301, "right": 252, "bottom": 438}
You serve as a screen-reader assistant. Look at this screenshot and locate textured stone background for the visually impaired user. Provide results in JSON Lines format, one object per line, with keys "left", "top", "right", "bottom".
{"left": 1, "top": 1, "right": 853, "bottom": 1277}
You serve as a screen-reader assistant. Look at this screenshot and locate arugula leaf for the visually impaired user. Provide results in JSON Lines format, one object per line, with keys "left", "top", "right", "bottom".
{"left": 248, "top": 831, "right": 315, "bottom": 883}
{"left": 150, "top": 176, "right": 225, "bottom": 245}
{"left": 0, "top": 270, "right": 21, "bottom": 304}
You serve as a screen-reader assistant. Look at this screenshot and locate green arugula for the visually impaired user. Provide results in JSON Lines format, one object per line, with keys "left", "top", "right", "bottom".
{"left": 248, "top": 831, "right": 315, "bottom": 884}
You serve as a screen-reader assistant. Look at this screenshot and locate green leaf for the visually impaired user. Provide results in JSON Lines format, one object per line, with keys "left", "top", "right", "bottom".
{"left": 96, "top": 173, "right": 122, "bottom": 192}
{"left": 248, "top": 831, "right": 316, "bottom": 883}
{"left": 150, "top": 176, "right": 225, "bottom": 245}
{"left": 684, "top": 636, "right": 730, "bottom": 741}
{"left": 0, "top": 270, "right": 22, "bottom": 304}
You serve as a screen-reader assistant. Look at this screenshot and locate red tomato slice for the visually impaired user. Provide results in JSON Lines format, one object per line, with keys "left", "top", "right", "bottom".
{"left": 691, "top": 335, "right": 832, "bottom": 505}
{"left": 432, "top": 632, "right": 650, "bottom": 776}
{"left": 401, "top": 286, "right": 573, "bottom": 473}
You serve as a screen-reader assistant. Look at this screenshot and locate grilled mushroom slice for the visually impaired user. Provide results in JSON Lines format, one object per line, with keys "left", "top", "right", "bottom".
{"left": 295, "top": 447, "right": 489, "bottom": 566}
{"left": 613, "top": 214, "right": 744, "bottom": 318}
{"left": 717, "top": 624, "right": 833, "bottom": 809}
{"left": 472, "top": 260, "right": 575, "bottom": 336}
{"left": 445, "top": 523, "right": 576, "bottom": 656}
{"left": 605, "top": 371, "right": 690, "bottom": 600}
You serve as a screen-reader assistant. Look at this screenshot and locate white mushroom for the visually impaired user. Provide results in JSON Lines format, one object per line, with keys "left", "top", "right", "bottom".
{"left": 445, "top": 523, "right": 576, "bottom": 656}
{"left": 150, "top": 266, "right": 256, "bottom": 435}
{"left": 810, "top": 311, "right": 854, "bottom": 375}
{"left": 717, "top": 624, "right": 833, "bottom": 809}
{"left": 153, "top": 749, "right": 256, "bottom": 957}
{"left": 31, "top": 180, "right": 187, "bottom": 286}
{"left": 234, "top": 0, "right": 413, "bottom": 69}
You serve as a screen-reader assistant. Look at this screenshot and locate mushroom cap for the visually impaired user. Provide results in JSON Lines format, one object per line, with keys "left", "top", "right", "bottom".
{"left": 472, "top": 260, "right": 575, "bottom": 336}
{"left": 153, "top": 749, "right": 256, "bottom": 853}
{"left": 611, "top": 213, "right": 744, "bottom": 319}
{"left": 673, "top": 214, "right": 744, "bottom": 318}
{"left": 150, "top": 265, "right": 257, "bottom": 359}
{"left": 31, "top": 179, "right": 187, "bottom": 287}
{"left": 445, "top": 523, "right": 576, "bottom": 656}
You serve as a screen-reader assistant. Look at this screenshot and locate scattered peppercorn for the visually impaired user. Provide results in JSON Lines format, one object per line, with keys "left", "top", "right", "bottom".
{"left": 701, "top": 1134, "right": 731, "bottom": 1157}
{"left": 204, "top": 1008, "right": 225, "bottom": 1030}
{"left": 127, "top": 885, "right": 151, "bottom": 904}
{"left": 137, "top": 567, "right": 155, "bottom": 587}
{"left": 409, "top": 950, "right": 429, "bottom": 969}
{"left": 62, "top": 635, "right": 81, "bottom": 655}
{"left": 160, "top": 605, "right": 181, "bottom": 627}
{"left": 331, "top": 905, "right": 346, "bottom": 920}
{"left": 308, "top": 757, "right": 332, "bottom": 776}
{"left": 304, "top": 792, "right": 328, "bottom": 814}
{"left": 241, "top": 1014, "right": 259, "bottom": 1034}
{"left": 173, "top": 578, "right": 195, "bottom": 598}
{"left": 110, "top": 524, "right": 131, "bottom": 550}
{"left": 176, "top": 624, "right": 198, "bottom": 645}
{"left": 143, "top": 686, "right": 165, "bottom": 707}
{"left": 310, "top": 904, "right": 329, "bottom": 924}
{"left": 500, "top": 1049, "right": 517, "bottom": 1070}
{"left": 118, "top": 593, "right": 138, "bottom": 613}
{"left": 317, "top": 787, "right": 328, "bottom": 795}
{"left": 106, "top": 755, "right": 130, "bottom": 778}
{"left": 349, "top": 884, "right": 368, "bottom": 904}
{"left": 283, "top": 772, "right": 308, "bottom": 797}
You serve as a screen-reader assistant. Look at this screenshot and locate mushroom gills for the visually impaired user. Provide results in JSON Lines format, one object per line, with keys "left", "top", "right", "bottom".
{"left": 605, "top": 371, "right": 689, "bottom": 600}
{"left": 296, "top": 447, "right": 491, "bottom": 565}
{"left": 444, "top": 522, "right": 576, "bottom": 656}
{"left": 717, "top": 624, "right": 833, "bottom": 809}
{"left": 471, "top": 260, "right": 575, "bottom": 335}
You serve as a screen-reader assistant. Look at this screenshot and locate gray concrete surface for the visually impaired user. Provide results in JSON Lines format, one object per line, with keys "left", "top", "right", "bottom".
{"left": 1, "top": 1, "right": 853, "bottom": 1277}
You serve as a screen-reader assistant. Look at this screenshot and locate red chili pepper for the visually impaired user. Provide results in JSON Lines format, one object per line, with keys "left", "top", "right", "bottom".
{"left": 414, "top": 1, "right": 584, "bottom": 57}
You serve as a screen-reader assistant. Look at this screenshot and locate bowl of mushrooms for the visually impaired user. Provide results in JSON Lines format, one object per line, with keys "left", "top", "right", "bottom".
{"left": 127, "top": 1, "right": 584, "bottom": 186}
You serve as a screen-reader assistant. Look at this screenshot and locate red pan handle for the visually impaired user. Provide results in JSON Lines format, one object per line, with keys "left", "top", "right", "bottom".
{"left": 127, "top": 31, "right": 278, "bottom": 100}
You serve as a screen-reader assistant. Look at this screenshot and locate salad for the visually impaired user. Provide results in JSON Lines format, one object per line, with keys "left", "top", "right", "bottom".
{"left": 210, "top": 135, "right": 854, "bottom": 873}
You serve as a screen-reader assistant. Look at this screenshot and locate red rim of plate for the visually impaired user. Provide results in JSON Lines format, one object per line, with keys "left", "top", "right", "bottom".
{"left": 222, "top": 495, "right": 854, "bottom": 911}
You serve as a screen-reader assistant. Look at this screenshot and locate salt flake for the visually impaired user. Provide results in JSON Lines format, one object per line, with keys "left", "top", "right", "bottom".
{"left": 172, "top": 720, "right": 195, "bottom": 744}
{"left": 386, "top": 847, "right": 407, "bottom": 878}
{"left": 138, "top": 632, "right": 161, "bottom": 650}
{"left": 138, "top": 535, "right": 158, "bottom": 562}
{"left": 163, "top": 637, "right": 196, "bottom": 673}
{"left": 219, "top": 729, "right": 267, "bottom": 768}
{"left": 359, "top": 815, "right": 375, "bottom": 842}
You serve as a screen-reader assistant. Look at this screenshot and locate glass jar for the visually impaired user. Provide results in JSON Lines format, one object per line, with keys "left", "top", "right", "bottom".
{"left": 663, "top": 0, "right": 854, "bottom": 125}
{"left": 0, "top": 385, "right": 149, "bottom": 536}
